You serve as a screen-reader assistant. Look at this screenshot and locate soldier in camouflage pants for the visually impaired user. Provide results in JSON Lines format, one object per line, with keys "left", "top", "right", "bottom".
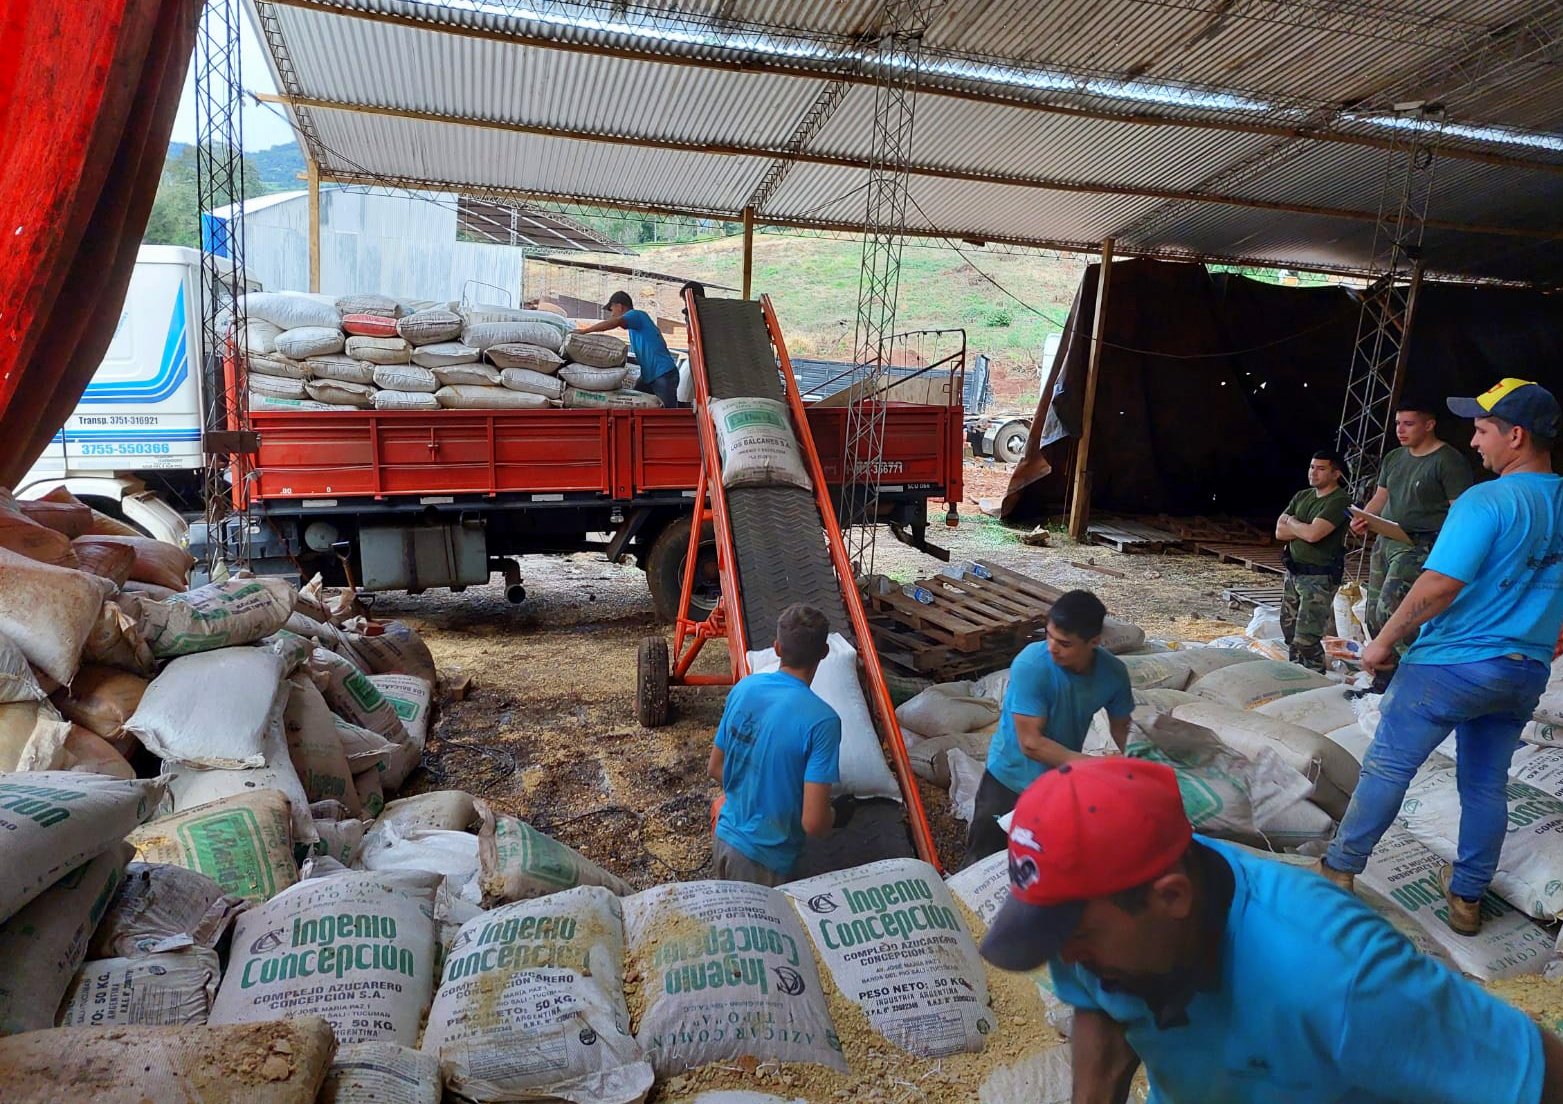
{"left": 1282, "top": 571, "right": 1340, "bottom": 673}
{"left": 1366, "top": 534, "right": 1438, "bottom": 649}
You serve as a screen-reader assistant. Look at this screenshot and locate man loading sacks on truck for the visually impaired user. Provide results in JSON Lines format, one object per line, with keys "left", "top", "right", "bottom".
{"left": 708, "top": 603, "right": 842, "bottom": 887}
{"left": 980, "top": 757, "right": 1563, "bottom": 1104}
{"left": 1320, "top": 379, "right": 1563, "bottom": 936}
{"left": 964, "top": 589, "right": 1133, "bottom": 866}
{"left": 577, "top": 290, "right": 681, "bottom": 408}
{"left": 1274, "top": 448, "right": 1352, "bottom": 673}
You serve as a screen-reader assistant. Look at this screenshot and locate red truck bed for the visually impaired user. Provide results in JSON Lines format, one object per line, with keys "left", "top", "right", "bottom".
{"left": 245, "top": 403, "right": 963, "bottom": 502}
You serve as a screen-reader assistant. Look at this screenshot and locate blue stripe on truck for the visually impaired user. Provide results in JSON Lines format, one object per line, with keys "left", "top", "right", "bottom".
{"left": 81, "top": 288, "right": 190, "bottom": 404}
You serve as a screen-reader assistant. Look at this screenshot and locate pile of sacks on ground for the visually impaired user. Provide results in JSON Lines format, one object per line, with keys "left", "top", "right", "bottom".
{"left": 238, "top": 291, "right": 660, "bottom": 414}
{"left": 0, "top": 770, "right": 1123, "bottom": 1104}
{"left": 899, "top": 642, "right": 1563, "bottom": 987}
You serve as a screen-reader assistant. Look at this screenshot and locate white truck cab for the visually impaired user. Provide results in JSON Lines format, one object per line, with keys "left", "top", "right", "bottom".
{"left": 16, "top": 245, "right": 254, "bottom": 544}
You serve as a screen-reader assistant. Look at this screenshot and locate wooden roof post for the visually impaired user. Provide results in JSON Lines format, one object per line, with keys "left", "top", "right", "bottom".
{"left": 741, "top": 206, "right": 755, "bottom": 299}
{"left": 1067, "top": 238, "right": 1115, "bottom": 543}
{"left": 307, "top": 156, "right": 322, "bottom": 294}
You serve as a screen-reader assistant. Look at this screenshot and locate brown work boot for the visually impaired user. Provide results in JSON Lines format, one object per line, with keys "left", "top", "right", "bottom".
{"left": 1313, "top": 858, "right": 1355, "bottom": 893}
{"left": 1438, "top": 864, "right": 1482, "bottom": 936}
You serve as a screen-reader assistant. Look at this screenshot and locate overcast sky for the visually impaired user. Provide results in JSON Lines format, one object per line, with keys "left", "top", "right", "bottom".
{"left": 169, "top": 14, "right": 298, "bottom": 151}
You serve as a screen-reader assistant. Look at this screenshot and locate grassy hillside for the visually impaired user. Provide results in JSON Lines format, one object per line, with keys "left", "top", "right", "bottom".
{"left": 638, "top": 234, "right": 1085, "bottom": 405}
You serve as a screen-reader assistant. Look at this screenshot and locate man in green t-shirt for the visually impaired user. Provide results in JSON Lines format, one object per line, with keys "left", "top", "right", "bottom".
{"left": 1275, "top": 449, "right": 1352, "bottom": 671}
{"left": 1349, "top": 402, "right": 1474, "bottom": 646}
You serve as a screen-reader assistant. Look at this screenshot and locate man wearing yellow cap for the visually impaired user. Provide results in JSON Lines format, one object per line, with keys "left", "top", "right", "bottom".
{"left": 1321, "top": 379, "right": 1563, "bottom": 936}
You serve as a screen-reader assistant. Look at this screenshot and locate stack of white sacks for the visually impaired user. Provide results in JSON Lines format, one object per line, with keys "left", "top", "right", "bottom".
{"left": 238, "top": 291, "right": 660, "bottom": 413}
{"left": 899, "top": 641, "right": 1563, "bottom": 985}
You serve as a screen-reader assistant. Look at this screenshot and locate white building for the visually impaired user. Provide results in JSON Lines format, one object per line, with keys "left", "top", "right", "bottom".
{"left": 210, "top": 187, "right": 524, "bottom": 303}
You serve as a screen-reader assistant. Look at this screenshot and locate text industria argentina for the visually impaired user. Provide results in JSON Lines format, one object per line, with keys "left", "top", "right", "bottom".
{"left": 240, "top": 913, "right": 416, "bottom": 987}
{"left": 818, "top": 876, "right": 960, "bottom": 951}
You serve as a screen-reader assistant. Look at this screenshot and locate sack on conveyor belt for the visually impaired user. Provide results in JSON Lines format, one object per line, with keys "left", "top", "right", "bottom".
{"left": 462, "top": 319, "right": 565, "bottom": 353}
{"left": 240, "top": 291, "right": 342, "bottom": 330}
{"left": 307, "top": 379, "right": 375, "bottom": 408}
{"left": 274, "top": 326, "right": 345, "bottom": 359}
{"left": 341, "top": 313, "right": 400, "bottom": 338}
{"left": 1188, "top": 658, "right": 1333, "bottom": 709}
{"left": 487, "top": 342, "right": 564, "bottom": 374}
{"left": 558, "top": 363, "right": 630, "bottom": 392}
{"left": 748, "top": 633, "right": 901, "bottom": 802}
{"left": 211, "top": 869, "right": 439, "bottom": 1046}
{"left": 562, "top": 386, "right": 661, "bottom": 408}
{"left": 781, "top": 858, "right": 992, "bottom": 1058}
{"left": 499, "top": 366, "right": 566, "bottom": 398}
{"left": 0, "top": 842, "right": 131, "bottom": 1035}
{"left": 423, "top": 886, "right": 652, "bottom": 1104}
{"left": 431, "top": 362, "right": 501, "bottom": 387}
{"left": 475, "top": 799, "right": 630, "bottom": 904}
{"left": 562, "top": 331, "right": 628, "bottom": 368}
{"left": 0, "top": 1017, "right": 338, "bottom": 1104}
{"left": 304, "top": 356, "right": 378, "bottom": 387}
{"left": 373, "top": 363, "right": 439, "bottom": 393}
{"left": 127, "top": 788, "right": 298, "bottom": 902}
{"left": 1169, "top": 701, "right": 1357, "bottom": 819}
{"left": 712, "top": 396, "right": 813, "bottom": 491}
{"left": 624, "top": 879, "right": 846, "bottom": 1076}
{"left": 412, "top": 340, "right": 481, "bottom": 368}
{"left": 375, "top": 389, "right": 440, "bottom": 411}
{"left": 436, "top": 385, "right": 549, "bottom": 410}
{"left": 337, "top": 292, "right": 401, "bottom": 318}
{"left": 397, "top": 307, "right": 464, "bottom": 346}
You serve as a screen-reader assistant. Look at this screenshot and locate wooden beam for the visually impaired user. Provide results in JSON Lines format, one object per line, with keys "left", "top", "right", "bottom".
{"left": 257, "top": 93, "right": 1561, "bottom": 242}
{"left": 259, "top": 0, "right": 1563, "bottom": 178}
{"left": 741, "top": 206, "right": 755, "bottom": 299}
{"left": 1068, "top": 239, "right": 1115, "bottom": 543}
{"left": 306, "top": 156, "right": 321, "bottom": 293}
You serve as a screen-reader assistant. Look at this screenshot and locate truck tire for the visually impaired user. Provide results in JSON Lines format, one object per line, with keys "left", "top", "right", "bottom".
{"left": 645, "top": 515, "right": 719, "bottom": 624}
{"left": 637, "top": 636, "right": 671, "bottom": 727}
{"left": 993, "top": 419, "right": 1030, "bottom": 464}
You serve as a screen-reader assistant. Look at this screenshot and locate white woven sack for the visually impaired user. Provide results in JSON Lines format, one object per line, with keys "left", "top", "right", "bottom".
{"left": 499, "top": 367, "right": 565, "bottom": 399}
{"left": 336, "top": 293, "right": 401, "bottom": 318}
{"left": 435, "top": 386, "right": 549, "bottom": 410}
{"left": 462, "top": 320, "right": 564, "bottom": 353}
{"left": 431, "top": 363, "right": 501, "bottom": 387}
{"left": 562, "top": 387, "right": 660, "bottom": 409}
{"left": 237, "top": 291, "right": 341, "bottom": 330}
{"left": 245, "top": 353, "right": 309, "bottom": 380}
{"left": 558, "top": 363, "right": 628, "bottom": 392}
{"left": 396, "top": 308, "right": 463, "bottom": 346}
{"left": 274, "top": 326, "right": 345, "bottom": 359}
{"left": 237, "top": 319, "right": 282, "bottom": 355}
{"left": 486, "top": 343, "right": 564, "bottom": 374}
{"left": 712, "top": 396, "right": 812, "bottom": 491}
{"left": 305, "top": 355, "right": 376, "bottom": 384}
{"left": 307, "top": 379, "right": 375, "bottom": 408}
{"left": 412, "top": 342, "right": 481, "bottom": 368}
{"left": 127, "top": 647, "right": 288, "bottom": 769}
{"left": 347, "top": 336, "right": 413, "bottom": 365}
{"left": 250, "top": 394, "right": 336, "bottom": 412}
{"left": 462, "top": 306, "right": 572, "bottom": 333}
{"left": 373, "top": 364, "right": 439, "bottom": 393}
{"left": 562, "top": 332, "right": 628, "bottom": 368}
{"left": 375, "top": 390, "right": 440, "bottom": 411}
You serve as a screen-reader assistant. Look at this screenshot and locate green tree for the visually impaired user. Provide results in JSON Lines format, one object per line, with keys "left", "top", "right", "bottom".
{"left": 143, "top": 145, "right": 266, "bottom": 248}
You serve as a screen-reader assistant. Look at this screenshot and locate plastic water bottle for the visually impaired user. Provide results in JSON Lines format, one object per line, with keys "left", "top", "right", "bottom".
{"left": 901, "top": 584, "right": 935, "bottom": 605}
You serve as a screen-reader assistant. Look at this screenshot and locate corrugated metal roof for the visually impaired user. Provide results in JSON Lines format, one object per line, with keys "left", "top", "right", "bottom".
{"left": 248, "top": 0, "right": 1563, "bottom": 285}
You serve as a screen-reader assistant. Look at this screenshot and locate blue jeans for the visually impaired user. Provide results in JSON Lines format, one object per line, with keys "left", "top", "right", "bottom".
{"left": 636, "top": 371, "right": 680, "bottom": 408}
{"left": 1326, "top": 656, "right": 1547, "bottom": 899}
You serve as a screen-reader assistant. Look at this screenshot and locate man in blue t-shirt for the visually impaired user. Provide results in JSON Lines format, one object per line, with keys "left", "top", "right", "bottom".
{"left": 1322, "top": 379, "right": 1563, "bottom": 936}
{"left": 964, "top": 589, "right": 1134, "bottom": 865}
{"left": 576, "top": 290, "right": 681, "bottom": 407}
{"left": 708, "top": 603, "right": 842, "bottom": 886}
{"left": 979, "top": 758, "right": 1563, "bottom": 1103}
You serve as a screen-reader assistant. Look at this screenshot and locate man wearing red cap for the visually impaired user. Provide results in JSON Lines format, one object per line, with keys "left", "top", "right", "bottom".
{"left": 979, "top": 757, "right": 1563, "bottom": 1102}
{"left": 1320, "top": 379, "right": 1563, "bottom": 935}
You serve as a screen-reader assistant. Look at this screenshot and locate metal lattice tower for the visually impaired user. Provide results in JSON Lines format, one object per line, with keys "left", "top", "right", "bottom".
{"left": 841, "top": 0, "right": 940, "bottom": 576}
{"left": 1336, "top": 104, "right": 1445, "bottom": 504}
{"left": 195, "top": 0, "right": 251, "bottom": 574}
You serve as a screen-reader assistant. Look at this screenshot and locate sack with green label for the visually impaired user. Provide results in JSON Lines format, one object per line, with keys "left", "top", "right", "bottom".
{"left": 424, "top": 885, "right": 653, "bottom": 1103}
{"left": 308, "top": 648, "right": 407, "bottom": 742}
{"left": 210, "top": 868, "right": 439, "bottom": 1045}
{"left": 782, "top": 858, "right": 992, "bottom": 1057}
{"left": 126, "top": 788, "right": 297, "bottom": 902}
{"left": 476, "top": 800, "right": 630, "bottom": 904}
{"left": 710, "top": 397, "right": 812, "bottom": 491}
{"left": 122, "top": 577, "right": 296, "bottom": 658}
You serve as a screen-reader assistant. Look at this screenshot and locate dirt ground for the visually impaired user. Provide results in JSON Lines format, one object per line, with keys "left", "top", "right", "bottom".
{"left": 383, "top": 458, "right": 1271, "bottom": 888}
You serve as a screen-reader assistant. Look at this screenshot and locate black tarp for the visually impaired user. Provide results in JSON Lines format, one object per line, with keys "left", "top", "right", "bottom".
{"left": 1002, "top": 259, "right": 1563, "bottom": 520}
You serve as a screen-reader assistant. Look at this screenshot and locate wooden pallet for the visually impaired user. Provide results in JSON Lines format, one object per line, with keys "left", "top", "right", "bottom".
{"left": 1223, "top": 582, "right": 1286, "bottom": 611}
{"left": 867, "top": 560, "right": 1062, "bottom": 680}
{"left": 1151, "top": 515, "right": 1269, "bottom": 543}
{"left": 1195, "top": 540, "right": 1288, "bottom": 574}
{"left": 1087, "top": 519, "right": 1187, "bottom": 553}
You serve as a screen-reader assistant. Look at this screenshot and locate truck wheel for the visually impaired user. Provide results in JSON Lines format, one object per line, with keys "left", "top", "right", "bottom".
{"left": 645, "top": 516, "right": 719, "bottom": 624}
{"left": 637, "top": 636, "right": 671, "bottom": 727}
{"left": 993, "top": 419, "right": 1030, "bottom": 464}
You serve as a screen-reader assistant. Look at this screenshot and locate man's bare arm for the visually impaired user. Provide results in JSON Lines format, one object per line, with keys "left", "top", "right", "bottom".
{"left": 1014, "top": 713, "right": 1087, "bottom": 768}
{"left": 1375, "top": 570, "right": 1464, "bottom": 649}
{"left": 707, "top": 746, "right": 724, "bottom": 784}
{"left": 1071, "top": 1010, "right": 1141, "bottom": 1104}
{"left": 577, "top": 318, "right": 623, "bottom": 335}
{"left": 1107, "top": 715, "right": 1130, "bottom": 753}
